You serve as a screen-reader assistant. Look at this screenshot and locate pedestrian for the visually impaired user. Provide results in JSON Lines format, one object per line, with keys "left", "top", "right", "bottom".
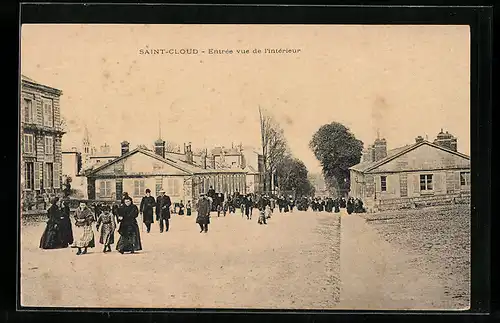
{"left": 40, "top": 197, "right": 68, "bottom": 249}
{"left": 245, "top": 194, "right": 252, "bottom": 220}
{"left": 59, "top": 198, "right": 74, "bottom": 247}
{"left": 257, "top": 195, "right": 269, "bottom": 225}
{"left": 71, "top": 201, "right": 95, "bottom": 255}
{"left": 196, "top": 193, "right": 210, "bottom": 233}
{"left": 121, "top": 192, "right": 131, "bottom": 205}
{"left": 178, "top": 200, "right": 185, "bottom": 215}
{"left": 139, "top": 189, "right": 156, "bottom": 233}
{"left": 186, "top": 200, "right": 192, "bottom": 216}
{"left": 116, "top": 196, "right": 142, "bottom": 254}
{"left": 222, "top": 199, "right": 228, "bottom": 217}
{"left": 96, "top": 204, "right": 116, "bottom": 253}
{"left": 155, "top": 189, "right": 171, "bottom": 233}
{"left": 346, "top": 197, "right": 354, "bottom": 214}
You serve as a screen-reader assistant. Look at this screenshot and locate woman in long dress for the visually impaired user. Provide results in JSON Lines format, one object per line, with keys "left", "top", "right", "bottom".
{"left": 40, "top": 197, "right": 65, "bottom": 249}
{"left": 71, "top": 201, "right": 95, "bottom": 255}
{"left": 96, "top": 204, "right": 116, "bottom": 253}
{"left": 59, "top": 198, "right": 74, "bottom": 247}
{"left": 116, "top": 197, "right": 142, "bottom": 254}
{"left": 186, "top": 200, "right": 192, "bottom": 216}
{"left": 178, "top": 200, "right": 185, "bottom": 215}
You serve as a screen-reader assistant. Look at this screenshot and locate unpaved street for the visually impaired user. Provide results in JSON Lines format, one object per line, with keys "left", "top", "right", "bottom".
{"left": 21, "top": 210, "right": 341, "bottom": 309}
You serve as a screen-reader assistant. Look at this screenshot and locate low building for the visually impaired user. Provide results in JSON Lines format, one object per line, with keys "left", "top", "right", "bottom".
{"left": 20, "top": 75, "right": 65, "bottom": 210}
{"left": 349, "top": 130, "right": 470, "bottom": 212}
{"left": 85, "top": 140, "right": 248, "bottom": 205}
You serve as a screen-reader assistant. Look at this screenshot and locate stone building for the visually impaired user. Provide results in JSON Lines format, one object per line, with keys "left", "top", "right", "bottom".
{"left": 85, "top": 139, "right": 248, "bottom": 205}
{"left": 20, "top": 75, "right": 65, "bottom": 210}
{"left": 349, "top": 130, "right": 470, "bottom": 212}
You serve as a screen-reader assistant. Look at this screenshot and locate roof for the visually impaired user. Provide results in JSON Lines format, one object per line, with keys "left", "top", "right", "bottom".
{"left": 21, "top": 74, "right": 63, "bottom": 94}
{"left": 349, "top": 140, "right": 470, "bottom": 173}
{"left": 86, "top": 148, "right": 247, "bottom": 177}
{"left": 242, "top": 165, "right": 259, "bottom": 174}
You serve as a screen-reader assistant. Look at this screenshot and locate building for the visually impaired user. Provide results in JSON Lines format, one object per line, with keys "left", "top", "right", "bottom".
{"left": 349, "top": 130, "right": 470, "bottom": 212}
{"left": 61, "top": 147, "right": 82, "bottom": 180}
{"left": 308, "top": 173, "right": 329, "bottom": 197}
{"left": 85, "top": 140, "right": 248, "bottom": 205}
{"left": 20, "top": 75, "right": 65, "bottom": 210}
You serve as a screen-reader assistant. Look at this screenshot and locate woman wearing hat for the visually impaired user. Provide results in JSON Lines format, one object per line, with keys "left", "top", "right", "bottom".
{"left": 40, "top": 197, "right": 68, "bottom": 249}
{"left": 116, "top": 196, "right": 142, "bottom": 254}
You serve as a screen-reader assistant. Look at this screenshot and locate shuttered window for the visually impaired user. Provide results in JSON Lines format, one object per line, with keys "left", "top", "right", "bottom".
{"left": 23, "top": 98, "right": 33, "bottom": 123}
{"left": 53, "top": 163, "right": 60, "bottom": 188}
{"left": 24, "top": 162, "right": 34, "bottom": 190}
{"left": 34, "top": 162, "right": 41, "bottom": 190}
{"left": 43, "top": 98, "right": 54, "bottom": 127}
{"left": 44, "top": 136, "right": 54, "bottom": 155}
{"left": 44, "top": 163, "right": 54, "bottom": 188}
{"left": 23, "top": 134, "right": 34, "bottom": 154}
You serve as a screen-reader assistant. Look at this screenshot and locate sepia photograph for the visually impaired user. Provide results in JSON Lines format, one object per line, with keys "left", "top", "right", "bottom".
{"left": 19, "top": 24, "right": 471, "bottom": 310}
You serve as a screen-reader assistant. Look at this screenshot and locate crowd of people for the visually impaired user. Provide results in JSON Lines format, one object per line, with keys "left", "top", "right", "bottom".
{"left": 39, "top": 185, "right": 365, "bottom": 255}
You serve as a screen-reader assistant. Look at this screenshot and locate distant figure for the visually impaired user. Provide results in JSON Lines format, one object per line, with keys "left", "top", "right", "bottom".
{"left": 59, "top": 198, "right": 74, "bottom": 247}
{"left": 116, "top": 196, "right": 142, "bottom": 254}
{"left": 186, "top": 200, "right": 192, "bottom": 216}
{"left": 178, "top": 200, "right": 185, "bottom": 215}
{"left": 196, "top": 193, "right": 211, "bottom": 233}
{"left": 156, "top": 189, "right": 172, "bottom": 233}
{"left": 96, "top": 204, "right": 116, "bottom": 253}
{"left": 140, "top": 189, "right": 156, "bottom": 233}
{"left": 71, "top": 201, "right": 95, "bottom": 255}
{"left": 346, "top": 197, "right": 354, "bottom": 215}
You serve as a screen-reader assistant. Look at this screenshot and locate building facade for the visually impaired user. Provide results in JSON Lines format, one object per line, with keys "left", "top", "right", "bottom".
{"left": 349, "top": 130, "right": 470, "bottom": 212}
{"left": 20, "top": 75, "right": 65, "bottom": 210}
{"left": 85, "top": 140, "right": 248, "bottom": 205}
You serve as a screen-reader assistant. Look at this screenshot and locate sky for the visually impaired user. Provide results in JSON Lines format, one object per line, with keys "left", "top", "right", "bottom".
{"left": 21, "top": 24, "right": 470, "bottom": 174}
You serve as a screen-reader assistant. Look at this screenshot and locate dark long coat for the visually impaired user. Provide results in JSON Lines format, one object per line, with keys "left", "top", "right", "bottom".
{"left": 140, "top": 195, "right": 156, "bottom": 224}
{"left": 196, "top": 198, "right": 210, "bottom": 225}
{"left": 116, "top": 204, "right": 142, "bottom": 252}
{"left": 156, "top": 195, "right": 172, "bottom": 220}
{"left": 40, "top": 205, "right": 63, "bottom": 249}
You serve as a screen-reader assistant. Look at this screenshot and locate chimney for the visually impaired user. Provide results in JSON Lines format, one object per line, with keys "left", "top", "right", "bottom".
{"left": 373, "top": 138, "right": 387, "bottom": 162}
{"left": 154, "top": 138, "right": 165, "bottom": 158}
{"left": 362, "top": 145, "right": 373, "bottom": 162}
{"left": 415, "top": 135, "right": 424, "bottom": 143}
{"left": 185, "top": 142, "right": 193, "bottom": 164}
{"left": 210, "top": 154, "right": 216, "bottom": 169}
{"left": 121, "top": 141, "right": 130, "bottom": 156}
{"left": 201, "top": 149, "right": 207, "bottom": 169}
{"left": 433, "top": 129, "right": 457, "bottom": 151}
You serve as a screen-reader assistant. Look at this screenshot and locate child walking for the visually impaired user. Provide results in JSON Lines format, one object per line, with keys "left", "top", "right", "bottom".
{"left": 96, "top": 205, "right": 116, "bottom": 253}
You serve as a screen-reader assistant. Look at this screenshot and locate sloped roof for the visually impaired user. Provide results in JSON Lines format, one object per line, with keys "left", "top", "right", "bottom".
{"left": 86, "top": 148, "right": 247, "bottom": 177}
{"left": 21, "top": 74, "right": 38, "bottom": 83}
{"left": 350, "top": 140, "right": 469, "bottom": 173}
{"left": 21, "top": 74, "right": 62, "bottom": 94}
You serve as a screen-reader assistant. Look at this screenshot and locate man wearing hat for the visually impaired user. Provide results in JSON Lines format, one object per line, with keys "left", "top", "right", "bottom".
{"left": 196, "top": 193, "right": 210, "bottom": 233}
{"left": 140, "top": 189, "right": 156, "bottom": 233}
{"left": 155, "top": 189, "right": 172, "bottom": 233}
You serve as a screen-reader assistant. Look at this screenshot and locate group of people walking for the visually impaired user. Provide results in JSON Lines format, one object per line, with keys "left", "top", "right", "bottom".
{"left": 40, "top": 194, "right": 143, "bottom": 255}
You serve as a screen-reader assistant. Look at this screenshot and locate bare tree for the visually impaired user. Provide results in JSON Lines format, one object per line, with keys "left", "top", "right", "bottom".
{"left": 165, "top": 141, "right": 181, "bottom": 153}
{"left": 259, "top": 106, "right": 289, "bottom": 193}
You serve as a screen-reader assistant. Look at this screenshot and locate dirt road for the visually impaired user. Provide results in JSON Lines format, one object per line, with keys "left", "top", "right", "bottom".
{"left": 21, "top": 210, "right": 341, "bottom": 309}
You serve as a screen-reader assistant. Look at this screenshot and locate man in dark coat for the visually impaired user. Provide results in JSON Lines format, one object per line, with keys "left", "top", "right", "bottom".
{"left": 346, "top": 197, "right": 354, "bottom": 214}
{"left": 156, "top": 189, "right": 172, "bottom": 233}
{"left": 196, "top": 193, "right": 211, "bottom": 233}
{"left": 140, "top": 188, "right": 155, "bottom": 233}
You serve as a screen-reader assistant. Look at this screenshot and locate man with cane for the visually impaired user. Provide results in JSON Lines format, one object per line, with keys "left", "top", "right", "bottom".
{"left": 140, "top": 188, "right": 155, "bottom": 233}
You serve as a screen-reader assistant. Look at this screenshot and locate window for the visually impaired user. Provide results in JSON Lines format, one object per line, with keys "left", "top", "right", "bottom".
{"left": 45, "top": 163, "right": 54, "bottom": 188}
{"left": 134, "top": 179, "right": 145, "bottom": 196}
{"left": 43, "top": 98, "right": 54, "bottom": 127}
{"left": 23, "top": 98, "right": 33, "bottom": 123}
{"left": 173, "top": 178, "right": 180, "bottom": 195}
{"left": 23, "top": 134, "right": 34, "bottom": 154}
{"left": 460, "top": 172, "right": 470, "bottom": 186}
{"left": 99, "top": 180, "right": 112, "bottom": 197}
{"left": 25, "top": 162, "right": 34, "bottom": 190}
{"left": 420, "top": 174, "right": 433, "bottom": 191}
{"left": 44, "top": 136, "right": 54, "bottom": 155}
{"left": 380, "top": 176, "right": 387, "bottom": 192}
